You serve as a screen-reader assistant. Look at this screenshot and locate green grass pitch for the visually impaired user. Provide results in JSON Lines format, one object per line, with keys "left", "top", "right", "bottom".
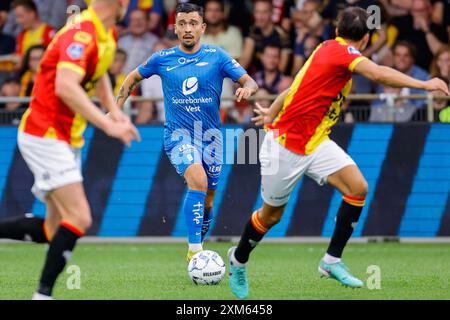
{"left": 0, "top": 242, "right": 449, "bottom": 300}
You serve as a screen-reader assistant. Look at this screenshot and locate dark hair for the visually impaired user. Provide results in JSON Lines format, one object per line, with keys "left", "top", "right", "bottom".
{"left": 11, "top": 0, "right": 37, "bottom": 13}
{"left": 263, "top": 43, "right": 281, "bottom": 53}
{"left": 0, "top": 77, "right": 20, "bottom": 89}
{"left": 176, "top": 3, "right": 204, "bottom": 20}
{"left": 130, "top": 8, "right": 149, "bottom": 20}
{"left": 254, "top": 0, "right": 273, "bottom": 8}
{"left": 20, "top": 45, "right": 45, "bottom": 77}
{"left": 115, "top": 48, "right": 128, "bottom": 60}
{"left": 393, "top": 40, "right": 417, "bottom": 61}
{"left": 337, "top": 7, "right": 370, "bottom": 41}
{"left": 205, "top": 0, "right": 225, "bottom": 12}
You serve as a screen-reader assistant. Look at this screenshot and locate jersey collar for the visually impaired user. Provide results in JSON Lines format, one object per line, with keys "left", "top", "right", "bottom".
{"left": 177, "top": 44, "right": 204, "bottom": 56}
{"left": 335, "top": 37, "right": 348, "bottom": 45}
{"left": 87, "top": 6, "right": 108, "bottom": 41}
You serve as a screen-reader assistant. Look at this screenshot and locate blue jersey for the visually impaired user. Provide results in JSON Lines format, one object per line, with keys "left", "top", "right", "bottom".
{"left": 138, "top": 44, "right": 247, "bottom": 148}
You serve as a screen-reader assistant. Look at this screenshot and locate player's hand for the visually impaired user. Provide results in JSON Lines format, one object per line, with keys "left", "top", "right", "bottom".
{"left": 106, "top": 109, "right": 131, "bottom": 123}
{"left": 235, "top": 87, "right": 253, "bottom": 102}
{"left": 423, "top": 78, "right": 450, "bottom": 96}
{"left": 251, "top": 102, "right": 273, "bottom": 126}
{"left": 104, "top": 119, "right": 141, "bottom": 147}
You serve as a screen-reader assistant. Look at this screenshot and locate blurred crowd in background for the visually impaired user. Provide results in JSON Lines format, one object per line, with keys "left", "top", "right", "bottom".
{"left": 0, "top": 0, "right": 449, "bottom": 125}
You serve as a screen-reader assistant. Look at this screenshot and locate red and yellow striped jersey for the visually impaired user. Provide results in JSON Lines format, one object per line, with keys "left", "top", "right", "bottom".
{"left": 267, "top": 37, "right": 367, "bottom": 155}
{"left": 19, "top": 6, "right": 117, "bottom": 148}
{"left": 16, "top": 23, "right": 55, "bottom": 56}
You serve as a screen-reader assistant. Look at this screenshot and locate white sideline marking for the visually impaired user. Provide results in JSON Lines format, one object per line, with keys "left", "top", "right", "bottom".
{"left": 2, "top": 237, "right": 450, "bottom": 244}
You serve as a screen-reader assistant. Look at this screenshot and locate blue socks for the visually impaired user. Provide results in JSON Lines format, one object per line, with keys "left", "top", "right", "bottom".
{"left": 183, "top": 189, "right": 206, "bottom": 248}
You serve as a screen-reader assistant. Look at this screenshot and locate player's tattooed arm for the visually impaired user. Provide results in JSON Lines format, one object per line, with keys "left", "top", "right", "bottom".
{"left": 116, "top": 69, "right": 144, "bottom": 109}
{"left": 235, "top": 74, "right": 259, "bottom": 102}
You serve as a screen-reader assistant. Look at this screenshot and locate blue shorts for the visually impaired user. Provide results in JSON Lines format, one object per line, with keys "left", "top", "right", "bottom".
{"left": 165, "top": 142, "right": 223, "bottom": 191}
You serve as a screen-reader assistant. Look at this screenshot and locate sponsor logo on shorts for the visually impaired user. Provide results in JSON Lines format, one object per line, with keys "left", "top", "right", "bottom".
{"left": 270, "top": 194, "right": 289, "bottom": 200}
{"left": 59, "top": 166, "right": 78, "bottom": 176}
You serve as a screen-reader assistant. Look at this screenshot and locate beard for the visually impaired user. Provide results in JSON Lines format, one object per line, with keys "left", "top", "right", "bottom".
{"left": 182, "top": 40, "right": 197, "bottom": 50}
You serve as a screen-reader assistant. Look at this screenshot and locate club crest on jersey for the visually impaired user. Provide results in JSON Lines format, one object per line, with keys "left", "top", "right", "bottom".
{"left": 182, "top": 77, "right": 199, "bottom": 95}
{"left": 67, "top": 43, "right": 85, "bottom": 60}
{"left": 348, "top": 46, "right": 361, "bottom": 55}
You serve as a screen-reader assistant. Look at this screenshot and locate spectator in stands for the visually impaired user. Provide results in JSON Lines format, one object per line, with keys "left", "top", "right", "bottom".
{"left": 202, "top": 0, "right": 244, "bottom": 115}
{"left": 371, "top": 41, "right": 431, "bottom": 122}
{"left": 139, "top": 42, "right": 167, "bottom": 124}
{"left": 293, "top": 1, "right": 325, "bottom": 39}
{"left": 35, "top": 0, "right": 83, "bottom": 31}
{"left": 0, "top": 77, "right": 21, "bottom": 111}
{"left": 12, "top": 0, "right": 54, "bottom": 58}
{"left": 118, "top": 9, "right": 159, "bottom": 74}
{"left": 255, "top": 44, "right": 292, "bottom": 94}
{"left": 240, "top": 0, "right": 292, "bottom": 74}
{"left": 18, "top": 44, "right": 44, "bottom": 97}
{"left": 431, "top": 45, "right": 450, "bottom": 82}
{"left": 122, "top": 0, "right": 164, "bottom": 31}
{"left": 0, "top": 4, "right": 16, "bottom": 83}
{"left": 0, "top": 1, "right": 12, "bottom": 37}
{"left": 4, "top": 0, "right": 87, "bottom": 37}
{"left": 365, "top": 4, "right": 399, "bottom": 67}
{"left": 393, "top": 0, "right": 448, "bottom": 70}
{"left": 430, "top": 45, "right": 450, "bottom": 117}
{"left": 253, "top": 87, "right": 273, "bottom": 110}
{"left": 228, "top": 87, "right": 265, "bottom": 124}
{"left": 202, "top": 0, "right": 243, "bottom": 59}
{"left": 429, "top": 0, "right": 450, "bottom": 28}
{"left": 2, "top": 0, "right": 21, "bottom": 38}
{"left": 370, "top": 85, "right": 419, "bottom": 122}
{"left": 108, "top": 49, "right": 128, "bottom": 97}
{"left": 273, "top": 0, "right": 296, "bottom": 44}
{"left": 292, "top": 34, "right": 322, "bottom": 75}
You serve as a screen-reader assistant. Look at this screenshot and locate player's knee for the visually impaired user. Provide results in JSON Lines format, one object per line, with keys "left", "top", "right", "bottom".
{"left": 63, "top": 204, "right": 92, "bottom": 232}
{"left": 260, "top": 208, "right": 283, "bottom": 228}
{"left": 265, "top": 214, "right": 282, "bottom": 227}
{"left": 185, "top": 166, "right": 208, "bottom": 192}
{"left": 188, "top": 177, "right": 208, "bottom": 192}
{"left": 74, "top": 214, "right": 92, "bottom": 232}
{"left": 349, "top": 179, "right": 369, "bottom": 198}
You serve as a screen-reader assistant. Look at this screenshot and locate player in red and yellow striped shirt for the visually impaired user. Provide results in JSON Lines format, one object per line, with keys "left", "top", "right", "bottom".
{"left": 0, "top": 0, "right": 140, "bottom": 300}
{"left": 228, "top": 7, "right": 450, "bottom": 299}
{"left": 12, "top": 0, "right": 55, "bottom": 58}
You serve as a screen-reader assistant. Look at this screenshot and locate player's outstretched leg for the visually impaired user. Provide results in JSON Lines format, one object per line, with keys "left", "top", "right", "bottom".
{"left": 0, "top": 196, "right": 62, "bottom": 244}
{"left": 319, "top": 165, "right": 368, "bottom": 288}
{"left": 228, "top": 204, "right": 284, "bottom": 299}
{"left": 32, "top": 183, "right": 91, "bottom": 300}
{"left": 0, "top": 214, "right": 49, "bottom": 243}
{"left": 183, "top": 164, "right": 208, "bottom": 262}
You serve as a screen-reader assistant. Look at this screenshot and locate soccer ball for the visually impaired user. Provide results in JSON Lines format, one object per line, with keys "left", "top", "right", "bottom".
{"left": 187, "top": 250, "right": 226, "bottom": 285}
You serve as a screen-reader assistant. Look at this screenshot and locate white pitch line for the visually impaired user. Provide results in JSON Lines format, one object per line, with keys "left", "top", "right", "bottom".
{"left": 1, "top": 237, "right": 450, "bottom": 244}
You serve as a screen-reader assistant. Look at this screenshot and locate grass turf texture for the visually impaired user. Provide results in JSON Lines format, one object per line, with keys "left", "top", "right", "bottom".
{"left": 0, "top": 242, "right": 449, "bottom": 300}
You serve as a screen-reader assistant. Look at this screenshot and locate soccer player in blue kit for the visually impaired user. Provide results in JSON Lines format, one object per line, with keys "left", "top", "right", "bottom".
{"left": 116, "top": 3, "right": 258, "bottom": 261}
